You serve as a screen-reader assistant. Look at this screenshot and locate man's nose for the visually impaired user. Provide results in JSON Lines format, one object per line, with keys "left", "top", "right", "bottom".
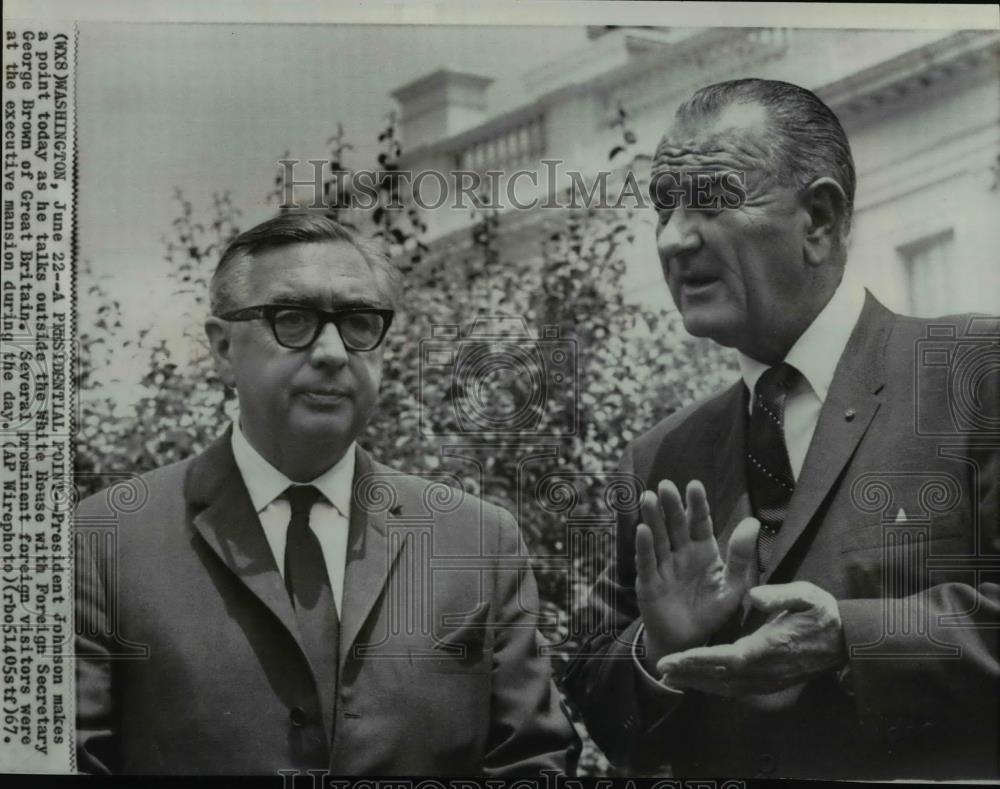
{"left": 309, "top": 322, "right": 349, "bottom": 367}
{"left": 656, "top": 206, "right": 702, "bottom": 263}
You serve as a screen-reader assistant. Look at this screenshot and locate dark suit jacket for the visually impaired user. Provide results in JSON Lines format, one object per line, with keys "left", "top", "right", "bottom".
{"left": 564, "top": 294, "right": 999, "bottom": 779}
{"left": 75, "top": 434, "right": 576, "bottom": 775}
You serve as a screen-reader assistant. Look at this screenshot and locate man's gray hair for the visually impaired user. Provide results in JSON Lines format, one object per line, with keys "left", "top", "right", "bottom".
{"left": 209, "top": 211, "right": 403, "bottom": 315}
{"left": 676, "top": 78, "right": 856, "bottom": 229}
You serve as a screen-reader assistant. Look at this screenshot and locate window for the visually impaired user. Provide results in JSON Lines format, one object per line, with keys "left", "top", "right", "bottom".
{"left": 899, "top": 229, "right": 955, "bottom": 317}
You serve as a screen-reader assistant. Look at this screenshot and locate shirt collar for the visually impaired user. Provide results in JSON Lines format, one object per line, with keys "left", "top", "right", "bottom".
{"left": 738, "top": 277, "right": 866, "bottom": 407}
{"left": 230, "top": 420, "right": 356, "bottom": 517}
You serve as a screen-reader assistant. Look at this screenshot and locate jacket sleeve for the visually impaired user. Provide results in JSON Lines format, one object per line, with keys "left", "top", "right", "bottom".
{"left": 482, "top": 506, "right": 580, "bottom": 777}
{"left": 561, "top": 445, "right": 689, "bottom": 774}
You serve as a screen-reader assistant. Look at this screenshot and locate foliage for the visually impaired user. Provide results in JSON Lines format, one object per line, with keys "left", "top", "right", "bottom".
{"left": 75, "top": 191, "right": 240, "bottom": 482}
{"left": 76, "top": 107, "right": 738, "bottom": 776}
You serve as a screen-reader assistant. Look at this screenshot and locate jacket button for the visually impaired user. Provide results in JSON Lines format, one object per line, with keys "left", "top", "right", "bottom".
{"left": 757, "top": 753, "right": 775, "bottom": 773}
{"left": 289, "top": 706, "right": 307, "bottom": 727}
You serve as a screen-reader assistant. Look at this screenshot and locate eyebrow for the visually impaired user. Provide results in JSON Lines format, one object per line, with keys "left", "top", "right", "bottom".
{"left": 267, "top": 293, "right": 387, "bottom": 310}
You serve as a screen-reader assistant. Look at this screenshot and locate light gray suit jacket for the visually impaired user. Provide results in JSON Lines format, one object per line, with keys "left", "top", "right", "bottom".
{"left": 76, "top": 432, "right": 577, "bottom": 775}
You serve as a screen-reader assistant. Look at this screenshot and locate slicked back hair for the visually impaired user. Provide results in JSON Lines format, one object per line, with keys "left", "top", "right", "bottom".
{"left": 209, "top": 211, "right": 402, "bottom": 315}
{"left": 675, "top": 78, "right": 856, "bottom": 232}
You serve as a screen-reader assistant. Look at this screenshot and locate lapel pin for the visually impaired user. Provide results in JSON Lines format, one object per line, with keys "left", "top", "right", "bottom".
{"left": 844, "top": 408, "right": 856, "bottom": 422}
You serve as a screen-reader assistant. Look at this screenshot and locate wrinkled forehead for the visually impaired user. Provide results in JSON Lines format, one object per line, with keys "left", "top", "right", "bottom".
{"left": 244, "top": 241, "right": 390, "bottom": 308}
{"left": 653, "top": 101, "right": 773, "bottom": 176}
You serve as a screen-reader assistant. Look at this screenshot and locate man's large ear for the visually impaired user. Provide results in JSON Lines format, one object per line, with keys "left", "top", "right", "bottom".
{"left": 205, "top": 317, "right": 236, "bottom": 389}
{"left": 802, "top": 177, "right": 849, "bottom": 267}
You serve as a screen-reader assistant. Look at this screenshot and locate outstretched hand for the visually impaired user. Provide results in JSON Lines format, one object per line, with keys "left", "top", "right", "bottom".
{"left": 635, "top": 479, "right": 760, "bottom": 666}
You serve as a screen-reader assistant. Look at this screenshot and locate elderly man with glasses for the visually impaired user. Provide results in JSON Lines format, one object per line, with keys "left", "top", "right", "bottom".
{"left": 75, "top": 211, "right": 577, "bottom": 777}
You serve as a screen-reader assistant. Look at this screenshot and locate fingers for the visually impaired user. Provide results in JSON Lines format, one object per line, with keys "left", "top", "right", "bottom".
{"left": 747, "top": 581, "right": 820, "bottom": 614}
{"left": 640, "top": 490, "right": 671, "bottom": 560}
{"left": 641, "top": 478, "right": 714, "bottom": 560}
{"left": 685, "top": 480, "right": 713, "bottom": 541}
{"left": 723, "top": 517, "right": 760, "bottom": 590}
{"left": 657, "top": 642, "right": 741, "bottom": 676}
{"left": 657, "top": 630, "right": 768, "bottom": 678}
{"left": 656, "top": 480, "right": 686, "bottom": 552}
{"left": 635, "top": 524, "right": 660, "bottom": 587}
{"left": 657, "top": 643, "right": 747, "bottom": 696}
{"left": 656, "top": 628, "right": 807, "bottom": 698}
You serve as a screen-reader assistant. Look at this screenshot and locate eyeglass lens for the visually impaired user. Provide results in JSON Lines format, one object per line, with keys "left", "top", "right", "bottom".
{"left": 272, "top": 308, "right": 384, "bottom": 350}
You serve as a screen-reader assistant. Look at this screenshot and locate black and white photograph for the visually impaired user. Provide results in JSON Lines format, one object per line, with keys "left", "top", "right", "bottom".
{"left": 2, "top": 1, "right": 998, "bottom": 783}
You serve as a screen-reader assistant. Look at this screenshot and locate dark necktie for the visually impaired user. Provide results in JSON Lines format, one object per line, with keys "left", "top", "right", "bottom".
{"left": 746, "top": 363, "right": 801, "bottom": 571}
{"left": 284, "top": 485, "right": 339, "bottom": 745}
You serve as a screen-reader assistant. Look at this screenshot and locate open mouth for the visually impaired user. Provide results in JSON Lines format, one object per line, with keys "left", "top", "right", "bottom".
{"left": 680, "top": 274, "right": 720, "bottom": 293}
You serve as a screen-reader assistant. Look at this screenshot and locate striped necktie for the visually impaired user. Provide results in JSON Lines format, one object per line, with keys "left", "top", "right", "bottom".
{"left": 746, "top": 363, "right": 800, "bottom": 572}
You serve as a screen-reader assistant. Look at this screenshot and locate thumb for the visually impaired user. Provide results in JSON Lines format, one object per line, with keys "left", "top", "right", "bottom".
{"left": 748, "top": 582, "right": 817, "bottom": 614}
{"left": 723, "top": 517, "right": 760, "bottom": 588}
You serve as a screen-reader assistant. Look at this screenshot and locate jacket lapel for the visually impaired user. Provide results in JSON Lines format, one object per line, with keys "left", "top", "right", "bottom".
{"left": 186, "top": 429, "right": 300, "bottom": 642}
{"left": 762, "top": 293, "right": 892, "bottom": 582}
{"left": 187, "top": 436, "right": 409, "bottom": 671}
{"left": 339, "top": 448, "right": 405, "bottom": 669}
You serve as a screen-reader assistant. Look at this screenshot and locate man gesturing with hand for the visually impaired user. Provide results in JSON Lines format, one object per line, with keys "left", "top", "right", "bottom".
{"left": 634, "top": 481, "right": 759, "bottom": 668}
{"left": 564, "top": 80, "right": 999, "bottom": 780}
{"left": 638, "top": 481, "right": 847, "bottom": 701}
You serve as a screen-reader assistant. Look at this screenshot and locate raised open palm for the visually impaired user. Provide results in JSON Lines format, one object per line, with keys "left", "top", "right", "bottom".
{"left": 635, "top": 479, "right": 760, "bottom": 663}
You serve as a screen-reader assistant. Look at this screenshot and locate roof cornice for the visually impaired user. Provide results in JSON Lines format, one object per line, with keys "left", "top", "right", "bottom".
{"left": 817, "top": 30, "right": 1000, "bottom": 117}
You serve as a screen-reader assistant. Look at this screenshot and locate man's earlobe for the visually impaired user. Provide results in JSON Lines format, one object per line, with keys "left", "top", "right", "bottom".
{"left": 204, "top": 318, "right": 236, "bottom": 388}
{"left": 803, "top": 177, "right": 848, "bottom": 267}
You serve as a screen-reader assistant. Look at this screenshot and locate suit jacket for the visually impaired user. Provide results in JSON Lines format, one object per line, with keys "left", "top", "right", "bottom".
{"left": 564, "top": 294, "right": 999, "bottom": 779}
{"left": 75, "top": 433, "right": 577, "bottom": 775}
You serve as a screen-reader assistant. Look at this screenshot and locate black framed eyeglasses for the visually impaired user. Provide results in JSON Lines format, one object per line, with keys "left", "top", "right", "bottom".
{"left": 216, "top": 305, "right": 394, "bottom": 351}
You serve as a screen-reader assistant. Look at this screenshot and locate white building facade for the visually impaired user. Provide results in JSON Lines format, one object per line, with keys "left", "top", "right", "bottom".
{"left": 390, "top": 27, "right": 1000, "bottom": 317}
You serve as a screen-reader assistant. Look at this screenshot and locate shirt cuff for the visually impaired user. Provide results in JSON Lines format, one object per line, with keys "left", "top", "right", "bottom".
{"left": 632, "top": 623, "right": 685, "bottom": 697}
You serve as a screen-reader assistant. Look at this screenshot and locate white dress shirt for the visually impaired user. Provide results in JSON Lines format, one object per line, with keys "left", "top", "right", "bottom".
{"left": 230, "top": 421, "right": 354, "bottom": 615}
{"left": 737, "top": 277, "right": 866, "bottom": 480}
{"left": 634, "top": 277, "right": 867, "bottom": 688}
